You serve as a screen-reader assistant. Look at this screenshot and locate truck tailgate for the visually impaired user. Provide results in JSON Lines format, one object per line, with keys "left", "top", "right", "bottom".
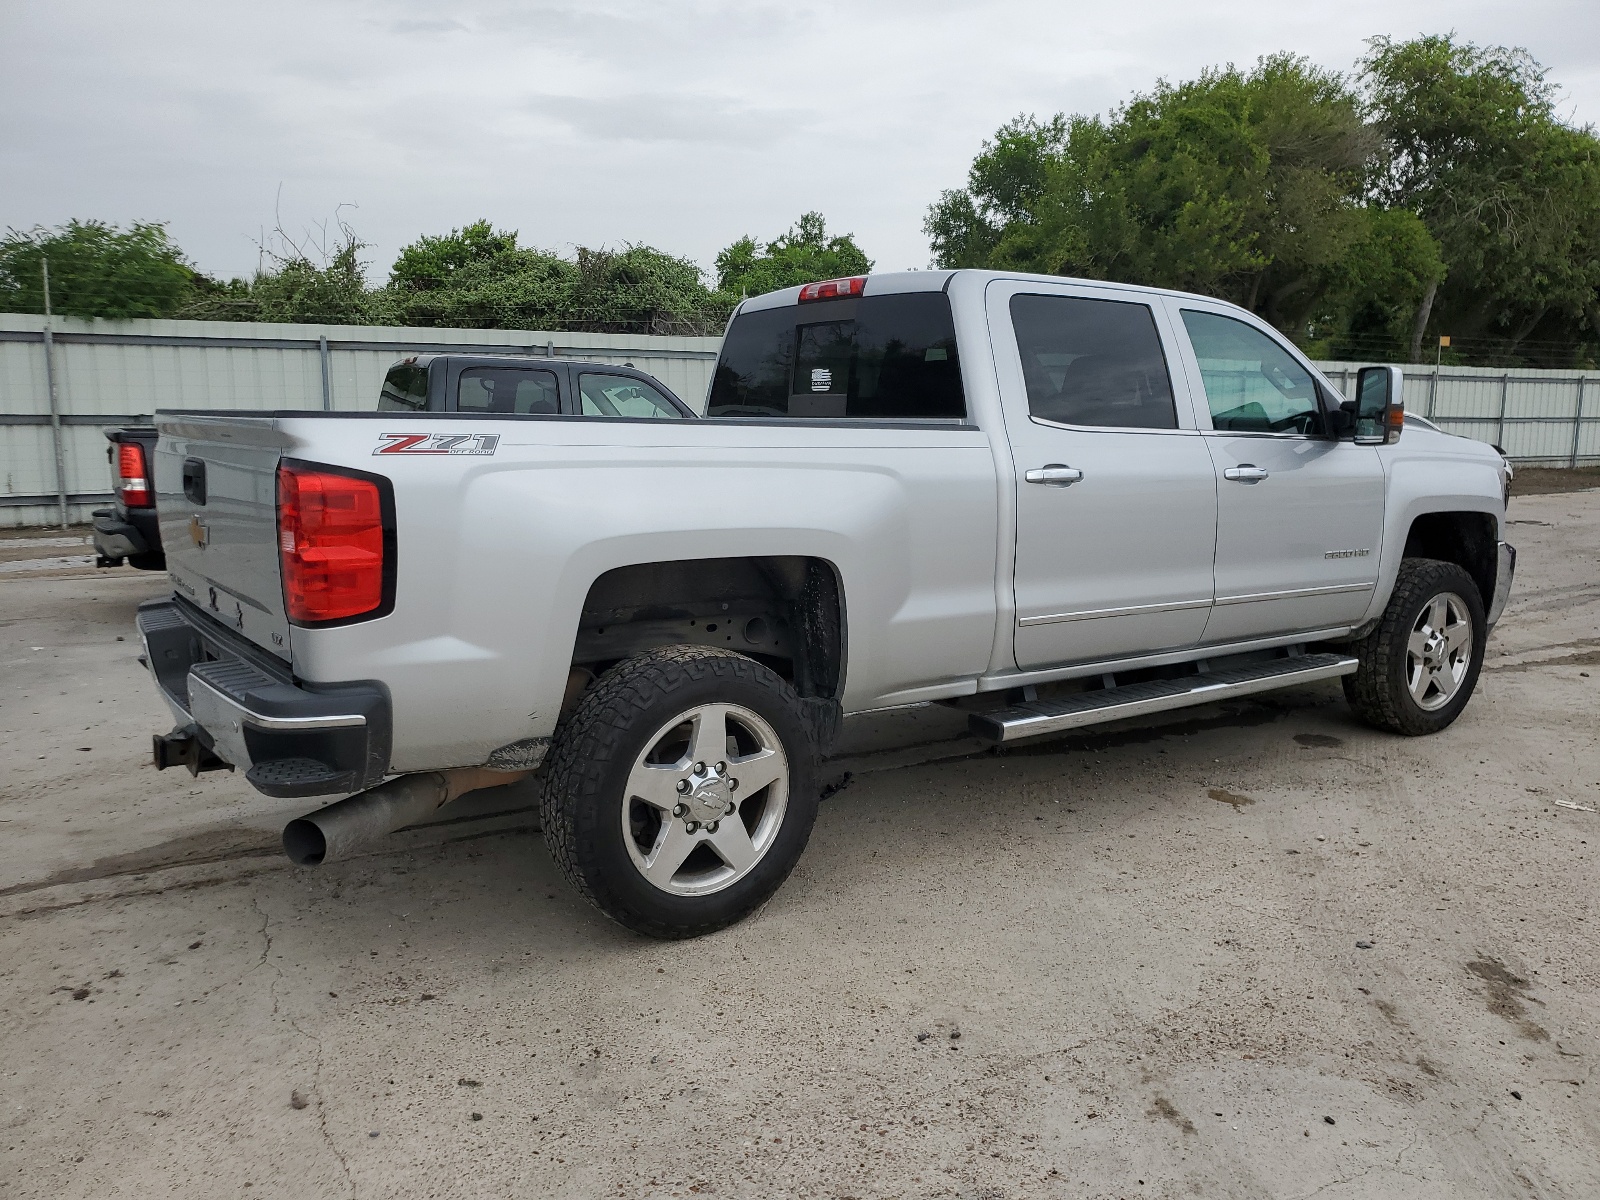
{"left": 154, "top": 414, "right": 293, "bottom": 658}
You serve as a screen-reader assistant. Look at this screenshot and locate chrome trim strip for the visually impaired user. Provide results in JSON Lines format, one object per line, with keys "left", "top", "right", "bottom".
{"left": 1018, "top": 597, "right": 1213, "bottom": 627}
{"left": 186, "top": 672, "right": 367, "bottom": 732}
{"left": 980, "top": 626, "right": 1357, "bottom": 692}
{"left": 1213, "top": 582, "right": 1374, "bottom": 606}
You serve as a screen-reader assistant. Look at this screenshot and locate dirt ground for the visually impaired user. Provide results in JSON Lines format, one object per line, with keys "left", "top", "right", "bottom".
{"left": 2, "top": 490, "right": 1597, "bottom": 1200}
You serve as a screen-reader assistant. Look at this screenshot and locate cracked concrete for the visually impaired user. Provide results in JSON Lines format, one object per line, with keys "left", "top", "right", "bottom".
{"left": 1, "top": 488, "right": 1597, "bottom": 1199}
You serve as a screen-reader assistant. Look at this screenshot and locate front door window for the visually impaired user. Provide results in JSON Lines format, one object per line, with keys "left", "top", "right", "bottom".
{"left": 1180, "top": 310, "right": 1323, "bottom": 435}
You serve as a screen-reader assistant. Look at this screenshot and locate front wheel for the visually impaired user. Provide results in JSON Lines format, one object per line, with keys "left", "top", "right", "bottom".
{"left": 540, "top": 645, "right": 820, "bottom": 938}
{"left": 1343, "top": 558, "right": 1487, "bottom": 735}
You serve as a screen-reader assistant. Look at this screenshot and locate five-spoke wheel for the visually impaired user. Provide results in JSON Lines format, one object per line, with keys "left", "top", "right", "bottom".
{"left": 623, "top": 703, "right": 789, "bottom": 896}
{"left": 1405, "top": 592, "right": 1473, "bottom": 711}
{"left": 1345, "top": 558, "right": 1487, "bottom": 736}
{"left": 540, "top": 645, "right": 820, "bottom": 938}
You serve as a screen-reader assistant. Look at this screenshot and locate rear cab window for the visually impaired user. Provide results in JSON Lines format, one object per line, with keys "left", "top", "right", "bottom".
{"left": 707, "top": 291, "right": 965, "bottom": 420}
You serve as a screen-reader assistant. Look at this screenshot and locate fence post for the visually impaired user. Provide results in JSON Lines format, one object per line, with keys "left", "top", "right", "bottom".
{"left": 1496, "top": 372, "right": 1510, "bottom": 448}
{"left": 40, "top": 258, "right": 68, "bottom": 529}
{"left": 1428, "top": 368, "right": 1439, "bottom": 418}
{"left": 318, "top": 335, "right": 332, "bottom": 411}
{"left": 1574, "top": 375, "right": 1588, "bottom": 469}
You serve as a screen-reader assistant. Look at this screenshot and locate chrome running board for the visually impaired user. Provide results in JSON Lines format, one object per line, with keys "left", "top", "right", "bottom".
{"left": 969, "top": 652, "right": 1358, "bottom": 744}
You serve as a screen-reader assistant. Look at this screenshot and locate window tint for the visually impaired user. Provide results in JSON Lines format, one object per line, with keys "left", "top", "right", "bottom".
{"left": 1009, "top": 295, "right": 1177, "bottom": 429}
{"left": 457, "top": 367, "right": 559, "bottom": 415}
{"left": 706, "top": 292, "right": 964, "bottom": 419}
{"left": 1180, "top": 310, "right": 1323, "bottom": 435}
{"left": 378, "top": 363, "right": 429, "bottom": 411}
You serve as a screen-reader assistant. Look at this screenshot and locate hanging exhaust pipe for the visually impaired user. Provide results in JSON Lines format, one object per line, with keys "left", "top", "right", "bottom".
{"left": 282, "top": 767, "right": 529, "bottom": 866}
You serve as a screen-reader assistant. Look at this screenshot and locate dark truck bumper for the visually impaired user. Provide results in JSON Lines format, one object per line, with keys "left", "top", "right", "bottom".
{"left": 138, "top": 598, "right": 390, "bottom": 798}
{"left": 93, "top": 506, "right": 164, "bottom": 570}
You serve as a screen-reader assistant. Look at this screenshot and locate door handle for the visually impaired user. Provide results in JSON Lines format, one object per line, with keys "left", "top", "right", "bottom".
{"left": 1223, "top": 465, "right": 1269, "bottom": 483}
{"left": 1024, "top": 464, "right": 1084, "bottom": 487}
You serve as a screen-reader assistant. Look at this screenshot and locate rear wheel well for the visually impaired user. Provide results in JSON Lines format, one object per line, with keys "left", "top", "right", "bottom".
{"left": 1402, "top": 511, "right": 1498, "bottom": 607}
{"left": 571, "top": 556, "right": 844, "bottom": 706}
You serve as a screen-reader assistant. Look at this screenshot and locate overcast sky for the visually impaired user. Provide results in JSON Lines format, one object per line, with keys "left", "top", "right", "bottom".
{"left": 4, "top": 1, "right": 1598, "bottom": 285}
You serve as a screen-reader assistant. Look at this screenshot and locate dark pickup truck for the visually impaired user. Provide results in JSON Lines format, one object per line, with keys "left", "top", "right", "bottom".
{"left": 91, "top": 353, "right": 695, "bottom": 569}
{"left": 93, "top": 425, "right": 163, "bottom": 570}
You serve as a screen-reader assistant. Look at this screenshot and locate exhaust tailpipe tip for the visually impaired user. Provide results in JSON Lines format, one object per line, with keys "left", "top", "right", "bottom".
{"left": 282, "top": 819, "right": 328, "bottom": 867}
{"left": 281, "top": 767, "right": 531, "bottom": 867}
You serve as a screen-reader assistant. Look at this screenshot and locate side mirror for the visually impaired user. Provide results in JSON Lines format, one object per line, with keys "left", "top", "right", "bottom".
{"left": 1354, "top": 365, "right": 1404, "bottom": 444}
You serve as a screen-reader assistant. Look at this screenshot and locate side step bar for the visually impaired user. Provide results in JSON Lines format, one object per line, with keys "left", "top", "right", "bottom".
{"left": 969, "top": 652, "right": 1359, "bottom": 744}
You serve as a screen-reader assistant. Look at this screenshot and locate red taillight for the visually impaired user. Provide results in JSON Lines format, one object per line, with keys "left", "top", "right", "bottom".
{"left": 116, "top": 442, "right": 152, "bottom": 508}
{"left": 277, "top": 463, "right": 388, "bottom": 623}
{"left": 797, "top": 276, "right": 867, "bottom": 302}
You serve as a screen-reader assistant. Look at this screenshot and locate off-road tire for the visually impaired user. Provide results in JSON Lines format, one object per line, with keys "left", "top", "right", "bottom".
{"left": 539, "top": 645, "right": 820, "bottom": 938}
{"left": 1343, "top": 557, "right": 1487, "bottom": 736}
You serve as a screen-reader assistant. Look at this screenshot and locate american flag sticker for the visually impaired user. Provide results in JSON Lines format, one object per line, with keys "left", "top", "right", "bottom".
{"left": 810, "top": 367, "right": 832, "bottom": 392}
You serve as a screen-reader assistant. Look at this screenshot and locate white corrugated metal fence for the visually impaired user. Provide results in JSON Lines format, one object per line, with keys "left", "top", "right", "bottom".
{"left": 2, "top": 313, "right": 1596, "bottom": 527}
{"left": 0, "top": 314, "right": 721, "bottom": 526}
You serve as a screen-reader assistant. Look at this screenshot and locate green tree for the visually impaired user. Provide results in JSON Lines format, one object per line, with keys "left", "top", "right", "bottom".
{"left": 388, "top": 220, "right": 521, "bottom": 293}
{"left": 382, "top": 226, "right": 734, "bottom": 334}
{"left": 180, "top": 227, "right": 383, "bottom": 325}
{"left": 0, "top": 220, "right": 197, "bottom": 318}
{"left": 715, "top": 212, "right": 873, "bottom": 296}
{"left": 926, "top": 57, "right": 1427, "bottom": 345}
{"left": 1362, "top": 34, "right": 1600, "bottom": 363}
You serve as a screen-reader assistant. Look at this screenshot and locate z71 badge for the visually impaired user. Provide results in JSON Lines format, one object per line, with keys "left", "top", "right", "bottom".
{"left": 373, "top": 432, "right": 500, "bottom": 456}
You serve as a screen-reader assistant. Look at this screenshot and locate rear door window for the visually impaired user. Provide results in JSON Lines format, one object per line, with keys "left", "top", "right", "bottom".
{"left": 578, "top": 373, "right": 686, "bottom": 419}
{"left": 457, "top": 367, "right": 560, "bottom": 415}
{"left": 707, "top": 292, "right": 965, "bottom": 419}
{"left": 378, "top": 363, "right": 429, "bottom": 411}
{"left": 1009, "top": 294, "right": 1178, "bottom": 429}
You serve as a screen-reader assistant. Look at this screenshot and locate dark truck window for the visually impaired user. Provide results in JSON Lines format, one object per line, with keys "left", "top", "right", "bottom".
{"left": 378, "top": 363, "right": 429, "bottom": 411}
{"left": 458, "top": 367, "right": 559, "bottom": 414}
{"left": 1010, "top": 294, "right": 1178, "bottom": 430}
{"left": 707, "top": 292, "right": 964, "bottom": 419}
{"left": 578, "top": 373, "right": 686, "bottom": 418}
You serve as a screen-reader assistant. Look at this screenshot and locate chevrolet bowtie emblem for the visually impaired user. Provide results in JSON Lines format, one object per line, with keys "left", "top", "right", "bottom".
{"left": 188, "top": 515, "right": 209, "bottom": 548}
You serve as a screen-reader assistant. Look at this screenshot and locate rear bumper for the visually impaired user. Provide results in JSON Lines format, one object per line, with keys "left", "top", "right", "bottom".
{"left": 1487, "top": 541, "right": 1516, "bottom": 629}
{"left": 93, "top": 506, "right": 163, "bottom": 569}
{"left": 138, "top": 598, "right": 390, "bottom": 797}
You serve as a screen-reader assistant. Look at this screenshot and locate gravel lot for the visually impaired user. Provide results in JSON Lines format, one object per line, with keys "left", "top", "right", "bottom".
{"left": 3, "top": 490, "right": 1597, "bottom": 1200}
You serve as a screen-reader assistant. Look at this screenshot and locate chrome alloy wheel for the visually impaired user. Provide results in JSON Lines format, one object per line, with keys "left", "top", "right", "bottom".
{"left": 1406, "top": 591, "right": 1473, "bottom": 711}
{"left": 622, "top": 702, "right": 789, "bottom": 896}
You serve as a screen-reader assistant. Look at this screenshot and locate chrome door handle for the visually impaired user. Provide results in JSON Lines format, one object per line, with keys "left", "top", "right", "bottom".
{"left": 1024, "top": 464, "right": 1084, "bottom": 487}
{"left": 1223, "top": 465, "right": 1269, "bottom": 483}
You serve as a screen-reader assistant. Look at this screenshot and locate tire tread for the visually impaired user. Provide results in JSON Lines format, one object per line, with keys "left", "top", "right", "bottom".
{"left": 1343, "top": 557, "right": 1486, "bottom": 736}
{"left": 539, "top": 645, "right": 817, "bottom": 938}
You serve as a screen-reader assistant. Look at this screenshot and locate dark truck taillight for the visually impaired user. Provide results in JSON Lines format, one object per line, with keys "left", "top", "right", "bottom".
{"left": 115, "top": 442, "right": 153, "bottom": 508}
{"left": 276, "top": 461, "right": 393, "bottom": 625}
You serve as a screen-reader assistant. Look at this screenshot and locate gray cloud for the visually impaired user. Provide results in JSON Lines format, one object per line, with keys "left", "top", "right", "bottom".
{"left": 2, "top": 0, "right": 1597, "bottom": 283}
{"left": 530, "top": 92, "right": 816, "bottom": 146}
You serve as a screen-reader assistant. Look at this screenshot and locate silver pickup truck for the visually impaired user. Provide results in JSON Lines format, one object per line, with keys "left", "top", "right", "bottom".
{"left": 138, "top": 270, "right": 1514, "bottom": 937}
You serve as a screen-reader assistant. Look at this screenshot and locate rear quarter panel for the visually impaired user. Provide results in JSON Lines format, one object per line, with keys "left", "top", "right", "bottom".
{"left": 278, "top": 416, "right": 998, "bottom": 772}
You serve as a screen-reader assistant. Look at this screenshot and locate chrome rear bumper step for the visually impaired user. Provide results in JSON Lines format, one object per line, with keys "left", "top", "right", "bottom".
{"left": 970, "top": 652, "right": 1359, "bottom": 744}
